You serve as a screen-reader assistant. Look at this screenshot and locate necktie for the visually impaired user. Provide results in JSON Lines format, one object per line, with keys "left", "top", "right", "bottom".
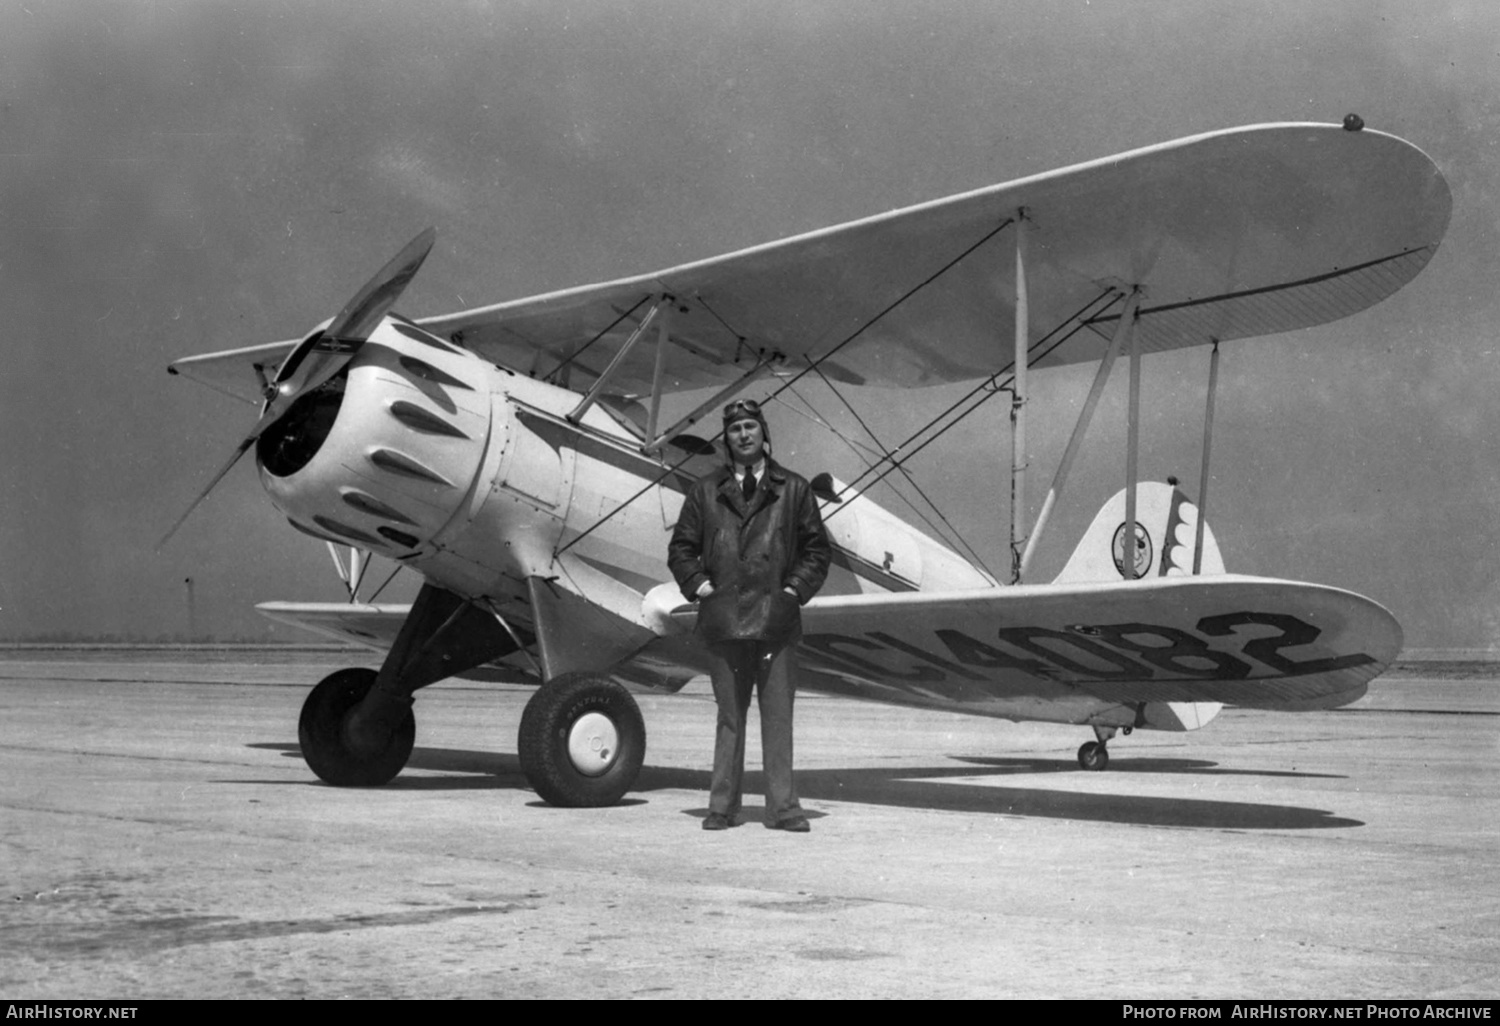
{"left": 742, "top": 470, "right": 756, "bottom": 502}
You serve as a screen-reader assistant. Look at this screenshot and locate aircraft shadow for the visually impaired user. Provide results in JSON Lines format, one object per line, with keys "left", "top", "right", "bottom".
{"left": 244, "top": 742, "right": 1360, "bottom": 830}
{"left": 949, "top": 755, "right": 1348, "bottom": 780}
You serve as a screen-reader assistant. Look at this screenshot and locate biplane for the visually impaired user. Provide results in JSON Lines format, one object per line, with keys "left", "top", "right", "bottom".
{"left": 165, "top": 122, "right": 1450, "bottom": 805}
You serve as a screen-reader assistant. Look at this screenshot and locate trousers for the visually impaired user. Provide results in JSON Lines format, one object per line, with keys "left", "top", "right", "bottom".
{"left": 706, "top": 639, "right": 803, "bottom": 825}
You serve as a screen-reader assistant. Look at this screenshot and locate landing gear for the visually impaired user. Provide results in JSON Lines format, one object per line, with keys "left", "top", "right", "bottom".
{"left": 294, "top": 583, "right": 517, "bottom": 787}
{"left": 299, "top": 668, "right": 416, "bottom": 786}
{"left": 518, "top": 672, "right": 646, "bottom": 807}
{"left": 1077, "top": 724, "right": 1118, "bottom": 771}
{"left": 1077, "top": 740, "right": 1109, "bottom": 771}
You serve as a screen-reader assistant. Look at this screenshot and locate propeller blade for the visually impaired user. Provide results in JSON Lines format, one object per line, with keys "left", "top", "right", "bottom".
{"left": 156, "top": 435, "right": 256, "bottom": 550}
{"left": 158, "top": 228, "right": 437, "bottom": 549}
{"left": 324, "top": 226, "right": 437, "bottom": 345}
{"left": 258, "top": 227, "right": 438, "bottom": 431}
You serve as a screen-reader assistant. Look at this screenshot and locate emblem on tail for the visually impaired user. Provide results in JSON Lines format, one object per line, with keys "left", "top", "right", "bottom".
{"left": 1057, "top": 481, "right": 1224, "bottom": 584}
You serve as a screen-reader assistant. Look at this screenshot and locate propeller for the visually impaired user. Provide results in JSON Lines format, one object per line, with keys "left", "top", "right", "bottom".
{"left": 158, "top": 228, "right": 437, "bottom": 548}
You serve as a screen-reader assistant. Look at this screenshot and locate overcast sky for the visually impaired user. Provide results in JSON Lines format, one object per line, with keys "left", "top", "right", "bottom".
{"left": 1, "top": 0, "right": 1496, "bottom": 648}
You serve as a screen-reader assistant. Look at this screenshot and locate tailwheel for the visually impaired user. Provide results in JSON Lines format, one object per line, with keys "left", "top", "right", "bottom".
{"left": 1077, "top": 740, "right": 1109, "bottom": 772}
{"left": 519, "top": 672, "right": 646, "bottom": 807}
{"left": 298, "top": 667, "right": 415, "bottom": 786}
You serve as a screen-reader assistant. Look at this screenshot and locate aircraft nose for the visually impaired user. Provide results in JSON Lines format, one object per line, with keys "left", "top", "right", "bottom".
{"left": 257, "top": 321, "right": 495, "bottom": 560}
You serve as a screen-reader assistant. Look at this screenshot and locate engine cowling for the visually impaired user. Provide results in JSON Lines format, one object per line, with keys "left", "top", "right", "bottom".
{"left": 256, "top": 318, "right": 502, "bottom": 580}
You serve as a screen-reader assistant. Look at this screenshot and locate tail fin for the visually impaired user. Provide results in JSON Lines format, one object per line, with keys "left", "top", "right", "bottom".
{"left": 1053, "top": 481, "right": 1224, "bottom": 585}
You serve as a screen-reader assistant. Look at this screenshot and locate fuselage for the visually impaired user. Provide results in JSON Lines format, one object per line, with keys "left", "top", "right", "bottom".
{"left": 254, "top": 317, "right": 994, "bottom": 637}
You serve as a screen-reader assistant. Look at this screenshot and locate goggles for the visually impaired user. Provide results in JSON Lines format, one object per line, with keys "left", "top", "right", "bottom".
{"left": 722, "top": 398, "right": 763, "bottom": 421}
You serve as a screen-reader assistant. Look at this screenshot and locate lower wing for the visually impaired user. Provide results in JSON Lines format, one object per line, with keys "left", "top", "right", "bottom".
{"left": 768, "top": 574, "right": 1398, "bottom": 714}
{"left": 260, "top": 573, "right": 1398, "bottom": 716}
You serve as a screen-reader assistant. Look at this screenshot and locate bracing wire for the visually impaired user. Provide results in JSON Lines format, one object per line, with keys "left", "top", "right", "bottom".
{"left": 757, "top": 217, "right": 1016, "bottom": 406}
{"left": 827, "top": 289, "right": 1122, "bottom": 506}
{"left": 831, "top": 291, "right": 1123, "bottom": 511}
{"left": 770, "top": 382, "right": 887, "bottom": 464}
{"left": 364, "top": 561, "right": 405, "bottom": 604}
{"left": 799, "top": 362, "right": 997, "bottom": 579}
{"left": 554, "top": 218, "right": 1017, "bottom": 557}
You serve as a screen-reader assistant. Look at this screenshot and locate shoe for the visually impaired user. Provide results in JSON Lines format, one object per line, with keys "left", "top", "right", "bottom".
{"left": 702, "top": 812, "right": 730, "bottom": 831}
{"left": 769, "top": 815, "right": 810, "bottom": 833}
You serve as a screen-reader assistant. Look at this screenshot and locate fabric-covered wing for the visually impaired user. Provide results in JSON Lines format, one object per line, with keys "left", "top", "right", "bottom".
{"left": 256, "top": 601, "right": 542, "bottom": 683}
{"left": 420, "top": 122, "right": 1450, "bottom": 393}
{"left": 679, "top": 574, "right": 1399, "bottom": 713}
{"left": 257, "top": 601, "right": 413, "bottom": 651}
{"left": 257, "top": 600, "right": 700, "bottom": 691}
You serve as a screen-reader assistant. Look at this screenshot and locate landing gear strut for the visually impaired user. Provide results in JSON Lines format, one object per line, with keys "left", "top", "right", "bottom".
{"left": 296, "top": 583, "right": 516, "bottom": 786}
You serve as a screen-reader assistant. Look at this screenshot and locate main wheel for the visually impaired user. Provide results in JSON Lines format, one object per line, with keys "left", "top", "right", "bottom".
{"left": 1077, "top": 740, "right": 1109, "bottom": 771}
{"left": 298, "top": 667, "right": 415, "bottom": 786}
{"left": 518, "top": 672, "right": 646, "bottom": 807}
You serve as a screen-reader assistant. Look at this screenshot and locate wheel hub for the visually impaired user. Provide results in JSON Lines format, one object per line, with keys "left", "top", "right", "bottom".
{"left": 566, "top": 712, "right": 620, "bottom": 776}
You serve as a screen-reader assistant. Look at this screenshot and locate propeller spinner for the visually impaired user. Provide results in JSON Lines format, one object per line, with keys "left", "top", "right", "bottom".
{"left": 158, "top": 228, "right": 437, "bottom": 548}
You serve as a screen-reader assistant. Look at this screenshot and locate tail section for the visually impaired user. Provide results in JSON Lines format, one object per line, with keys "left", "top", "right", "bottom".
{"left": 1053, "top": 481, "right": 1224, "bottom": 585}
{"left": 1054, "top": 481, "right": 1228, "bottom": 740}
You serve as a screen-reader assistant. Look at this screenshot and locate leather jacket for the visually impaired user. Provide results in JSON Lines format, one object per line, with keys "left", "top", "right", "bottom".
{"left": 668, "top": 459, "right": 831, "bottom": 646}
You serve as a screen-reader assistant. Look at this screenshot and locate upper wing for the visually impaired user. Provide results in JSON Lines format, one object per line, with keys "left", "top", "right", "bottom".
{"left": 683, "top": 574, "right": 1400, "bottom": 713}
{"left": 168, "top": 339, "right": 298, "bottom": 404}
{"left": 422, "top": 122, "right": 1450, "bottom": 392}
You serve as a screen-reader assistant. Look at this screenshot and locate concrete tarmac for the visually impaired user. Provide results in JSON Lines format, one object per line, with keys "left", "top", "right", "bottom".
{"left": 1, "top": 649, "right": 1496, "bottom": 999}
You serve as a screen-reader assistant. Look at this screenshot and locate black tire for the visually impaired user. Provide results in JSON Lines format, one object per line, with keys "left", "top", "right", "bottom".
{"left": 518, "top": 672, "right": 646, "bottom": 807}
{"left": 1077, "top": 740, "right": 1109, "bottom": 772}
{"left": 298, "top": 667, "right": 415, "bottom": 786}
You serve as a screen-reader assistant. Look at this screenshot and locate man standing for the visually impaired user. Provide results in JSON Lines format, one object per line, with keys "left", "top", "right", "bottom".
{"left": 668, "top": 399, "right": 831, "bottom": 832}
